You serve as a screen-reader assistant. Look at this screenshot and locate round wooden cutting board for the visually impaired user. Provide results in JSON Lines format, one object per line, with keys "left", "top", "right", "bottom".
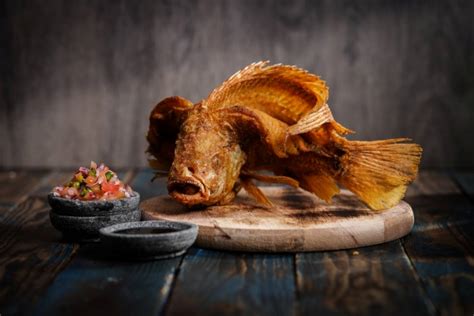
{"left": 141, "top": 187, "right": 414, "bottom": 252}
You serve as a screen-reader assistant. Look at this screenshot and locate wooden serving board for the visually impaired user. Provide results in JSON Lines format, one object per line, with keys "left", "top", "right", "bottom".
{"left": 141, "top": 187, "right": 414, "bottom": 252}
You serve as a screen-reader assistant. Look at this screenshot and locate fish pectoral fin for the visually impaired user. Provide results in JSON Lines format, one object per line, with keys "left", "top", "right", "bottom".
{"left": 287, "top": 103, "right": 353, "bottom": 136}
{"left": 240, "top": 176, "right": 273, "bottom": 207}
{"left": 149, "top": 162, "right": 169, "bottom": 182}
{"left": 297, "top": 173, "right": 340, "bottom": 203}
{"left": 287, "top": 103, "right": 333, "bottom": 135}
{"left": 241, "top": 170, "right": 299, "bottom": 188}
{"left": 150, "top": 169, "right": 169, "bottom": 182}
{"left": 219, "top": 106, "right": 311, "bottom": 158}
{"left": 148, "top": 158, "right": 171, "bottom": 171}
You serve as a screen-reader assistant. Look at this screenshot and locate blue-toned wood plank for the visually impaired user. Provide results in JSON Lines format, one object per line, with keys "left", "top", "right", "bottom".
{"left": 402, "top": 171, "right": 474, "bottom": 316}
{"left": 33, "top": 247, "right": 181, "bottom": 316}
{"left": 32, "top": 169, "right": 183, "bottom": 316}
{"left": 295, "top": 240, "right": 434, "bottom": 315}
{"left": 0, "top": 171, "right": 80, "bottom": 315}
{"left": 453, "top": 171, "right": 474, "bottom": 201}
{"left": 165, "top": 247, "right": 296, "bottom": 316}
{"left": 0, "top": 170, "right": 49, "bottom": 208}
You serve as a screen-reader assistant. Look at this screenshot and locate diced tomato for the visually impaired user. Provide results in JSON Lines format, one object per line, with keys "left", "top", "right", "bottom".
{"left": 85, "top": 175, "right": 96, "bottom": 185}
{"left": 102, "top": 181, "right": 120, "bottom": 193}
{"left": 87, "top": 192, "right": 97, "bottom": 200}
{"left": 90, "top": 184, "right": 102, "bottom": 194}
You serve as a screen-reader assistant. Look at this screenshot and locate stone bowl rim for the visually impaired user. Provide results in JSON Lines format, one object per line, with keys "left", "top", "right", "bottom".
{"left": 99, "top": 220, "right": 198, "bottom": 239}
{"left": 49, "top": 208, "right": 142, "bottom": 221}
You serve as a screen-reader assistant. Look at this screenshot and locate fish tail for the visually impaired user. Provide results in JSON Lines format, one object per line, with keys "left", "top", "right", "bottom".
{"left": 337, "top": 138, "right": 422, "bottom": 210}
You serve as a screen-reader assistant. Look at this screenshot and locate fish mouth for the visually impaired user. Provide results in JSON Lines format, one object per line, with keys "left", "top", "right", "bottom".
{"left": 167, "top": 176, "right": 210, "bottom": 205}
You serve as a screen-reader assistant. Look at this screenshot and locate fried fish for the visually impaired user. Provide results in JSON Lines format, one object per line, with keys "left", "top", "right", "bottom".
{"left": 147, "top": 62, "right": 422, "bottom": 210}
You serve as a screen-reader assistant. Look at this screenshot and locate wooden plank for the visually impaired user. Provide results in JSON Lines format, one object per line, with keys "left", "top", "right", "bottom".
{"left": 0, "top": 169, "right": 48, "bottom": 208}
{"left": 295, "top": 240, "right": 434, "bottom": 315}
{"left": 0, "top": 170, "right": 81, "bottom": 315}
{"left": 32, "top": 169, "right": 183, "bottom": 316}
{"left": 165, "top": 247, "right": 296, "bottom": 316}
{"left": 452, "top": 171, "right": 474, "bottom": 201}
{"left": 32, "top": 246, "right": 182, "bottom": 316}
{"left": 402, "top": 171, "right": 474, "bottom": 316}
{"left": 447, "top": 172, "right": 474, "bottom": 255}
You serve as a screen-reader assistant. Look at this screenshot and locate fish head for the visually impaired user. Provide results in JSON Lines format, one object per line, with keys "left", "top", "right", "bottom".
{"left": 168, "top": 111, "right": 246, "bottom": 206}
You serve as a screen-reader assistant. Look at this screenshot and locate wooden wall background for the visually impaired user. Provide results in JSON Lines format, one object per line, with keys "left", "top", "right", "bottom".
{"left": 1, "top": 0, "right": 473, "bottom": 168}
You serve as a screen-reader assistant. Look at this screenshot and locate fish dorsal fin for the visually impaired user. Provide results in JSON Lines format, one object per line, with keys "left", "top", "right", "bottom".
{"left": 204, "top": 61, "right": 329, "bottom": 125}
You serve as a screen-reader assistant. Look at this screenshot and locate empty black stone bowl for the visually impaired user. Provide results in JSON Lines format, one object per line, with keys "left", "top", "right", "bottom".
{"left": 48, "top": 191, "right": 140, "bottom": 217}
{"left": 49, "top": 208, "right": 142, "bottom": 241}
{"left": 99, "top": 220, "right": 198, "bottom": 260}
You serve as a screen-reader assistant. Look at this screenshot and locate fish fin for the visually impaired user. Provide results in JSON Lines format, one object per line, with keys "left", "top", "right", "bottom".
{"left": 147, "top": 96, "right": 194, "bottom": 170}
{"left": 288, "top": 103, "right": 353, "bottom": 136}
{"left": 240, "top": 177, "right": 273, "bottom": 207}
{"left": 297, "top": 173, "right": 340, "bottom": 203}
{"left": 331, "top": 120, "right": 355, "bottom": 136}
{"left": 150, "top": 170, "right": 168, "bottom": 182}
{"left": 241, "top": 170, "right": 299, "bottom": 187}
{"left": 204, "top": 62, "right": 329, "bottom": 125}
{"left": 220, "top": 106, "right": 312, "bottom": 158}
{"left": 338, "top": 138, "right": 422, "bottom": 210}
{"left": 147, "top": 158, "right": 170, "bottom": 172}
{"left": 287, "top": 103, "right": 333, "bottom": 135}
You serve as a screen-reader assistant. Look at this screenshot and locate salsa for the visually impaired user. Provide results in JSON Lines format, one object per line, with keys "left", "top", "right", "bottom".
{"left": 52, "top": 161, "right": 133, "bottom": 200}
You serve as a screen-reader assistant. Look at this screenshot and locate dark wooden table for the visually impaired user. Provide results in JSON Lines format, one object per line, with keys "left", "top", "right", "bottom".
{"left": 0, "top": 169, "right": 473, "bottom": 316}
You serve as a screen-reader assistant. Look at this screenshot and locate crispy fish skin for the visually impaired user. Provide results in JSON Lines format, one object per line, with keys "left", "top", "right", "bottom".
{"left": 147, "top": 62, "right": 422, "bottom": 210}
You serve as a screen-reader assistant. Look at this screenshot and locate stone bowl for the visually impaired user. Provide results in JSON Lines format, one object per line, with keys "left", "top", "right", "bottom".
{"left": 49, "top": 208, "right": 142, "bottom": 242}
{"left": 48, "top": 191, "right": 140, "bottom": 217}
{"left": 99, "top": 220, "right": 198, "bottom": 260}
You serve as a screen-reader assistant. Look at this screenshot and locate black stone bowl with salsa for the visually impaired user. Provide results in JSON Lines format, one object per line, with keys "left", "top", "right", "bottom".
{"left": 48, "top": 162, "right": 141, "bottom": 241}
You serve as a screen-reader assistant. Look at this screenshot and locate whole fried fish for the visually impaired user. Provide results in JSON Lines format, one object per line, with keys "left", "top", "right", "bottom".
{"left": 147, "top": 62, "right": 422, "bottom": 210}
